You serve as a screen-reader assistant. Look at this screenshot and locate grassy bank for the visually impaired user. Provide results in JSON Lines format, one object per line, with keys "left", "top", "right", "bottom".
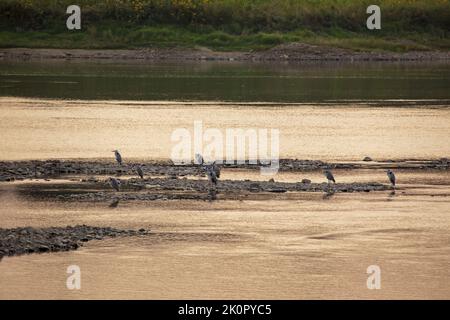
{"left": 0, "top": 0, "right": 449, "bottom": 51}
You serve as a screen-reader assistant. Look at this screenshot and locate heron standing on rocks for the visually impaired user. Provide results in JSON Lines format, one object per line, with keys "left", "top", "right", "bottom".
{"left": 324, "top": 170, "right": 336, "bottom": 184}
{"left": 112, "top": 150, "right": 122, "bottom": 165}
{"left": 135, "top": 164, "right": 144, "bottom": 179}
{"left": 387, "top": 169, "right": 396, "bottom": 188}
{"left": 206, "top": 165, "right": 218, "bottom": 187}
{"left": 212, "top": 161, "right": 221, "bottom": 178}
{"left": 195, "top": 153, "right": 204, "bottom": 165}
{"left": 206, "top": 164, "right": 218, "bottom": 201}
{"left": 109, "top": 177, "right": 121, "bottom": 192}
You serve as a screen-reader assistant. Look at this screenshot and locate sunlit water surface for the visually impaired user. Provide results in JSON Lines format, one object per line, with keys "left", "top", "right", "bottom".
{"left": 0, "top": 170, "right": 449, "bottom": 299}
{"left": 0, "top": 61, "right": 449, "bottom": 299}
{"left": 1, "top": 97, "right": 450, "bottom": 161}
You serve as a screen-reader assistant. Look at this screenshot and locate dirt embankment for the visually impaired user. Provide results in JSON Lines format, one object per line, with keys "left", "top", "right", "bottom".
{"left": 1, "top": 43, "right": 449, "bottom": 62}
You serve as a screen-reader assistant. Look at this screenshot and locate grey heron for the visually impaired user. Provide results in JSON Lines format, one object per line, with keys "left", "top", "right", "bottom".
{"left": 109, "top": 177, "right": 121, "bottom": 191}
{"left": 112, "top": 150, "right": 122, "bottom": 165}
{"left": 324, "top": 170, "right": 335, "bottom": 184}
{"left": 135, "top": 164, "right": 144, "bottom": 179}
{"left": 206, "top": 165, "right": 218, "bottom": 186}
{"left": 195, "top": 153, "right": 204, "bottom": 165}
{"left": 387, "top": 169, "right": 396, "bottom": 188}
{"left": 212, "top": 161, "right": 221, "bottom": 178}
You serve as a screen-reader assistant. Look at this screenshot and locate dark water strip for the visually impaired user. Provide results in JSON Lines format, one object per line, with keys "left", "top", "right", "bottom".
{"left": 0, "top": 61, "right": 449, "bottom": 102}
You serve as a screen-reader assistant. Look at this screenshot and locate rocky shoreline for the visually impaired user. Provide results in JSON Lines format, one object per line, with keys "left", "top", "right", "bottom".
{"left": 1, "top": 44, "right": 449, "bottom": 63}
{"left": 50, "top": 178, "right": 389, "bottom": 202}
{"left": 0, "top": 225, "right": 150, "bottom": 259}
{"left": 1, "top": 158, "right": 448, "bottom": 182}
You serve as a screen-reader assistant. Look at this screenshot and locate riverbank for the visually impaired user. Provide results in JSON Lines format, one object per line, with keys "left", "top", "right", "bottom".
{"left": 1, "top": 0, "right": 449, "bottom": 53}
{"left": 1, "top": 45, "right": 449, "bottom": 63}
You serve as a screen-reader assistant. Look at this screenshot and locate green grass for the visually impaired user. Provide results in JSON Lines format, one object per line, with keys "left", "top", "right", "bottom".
{"left": 0, "top": 0, "right": 449, "bottom": 52}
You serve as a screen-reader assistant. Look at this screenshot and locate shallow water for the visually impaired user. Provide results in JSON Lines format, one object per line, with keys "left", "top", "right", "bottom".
{"left": 0, "top": 61, "right": 449, "bottom": 299}
{"left": 0, "top": 170, "right": 449, "bottom": 299}
{"left": 1, "top": 97, "right": 450, "bottom": 161}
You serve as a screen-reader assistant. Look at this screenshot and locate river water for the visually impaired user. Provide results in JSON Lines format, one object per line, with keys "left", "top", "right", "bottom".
{"left": 0, "top": 61, "right": 449, "bottom": 299}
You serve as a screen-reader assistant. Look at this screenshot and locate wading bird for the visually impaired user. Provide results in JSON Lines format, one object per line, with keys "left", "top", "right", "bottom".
{"left": 206, "top": 165, "right": 218, "bottom": 187}
{"left": 109, "top": 177, "right": 121, "bottom": 192}
{"left": 112, "top": 150, "right": 122, "bottom": 165}
{"left": 135, "top": 164, "right": 144, "bottom": 179}
{"left": 387, "top": 169, "right": 396, "bottom": 188}
{"left": 324, "top": 169, "right": 336, "bottom": 184}
{"left": 195, "top": 153, "right": 204, "bottom": 165}
{"left": 212, "top": 161, "right": 221, "bottom": 178}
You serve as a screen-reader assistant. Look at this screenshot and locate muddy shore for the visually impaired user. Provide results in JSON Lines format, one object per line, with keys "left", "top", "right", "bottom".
{"left": 1, "top": 43, "right": 449, "bottom": 63}
{"left": 0, "top": 225, "right": 150, "bottom": 259}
